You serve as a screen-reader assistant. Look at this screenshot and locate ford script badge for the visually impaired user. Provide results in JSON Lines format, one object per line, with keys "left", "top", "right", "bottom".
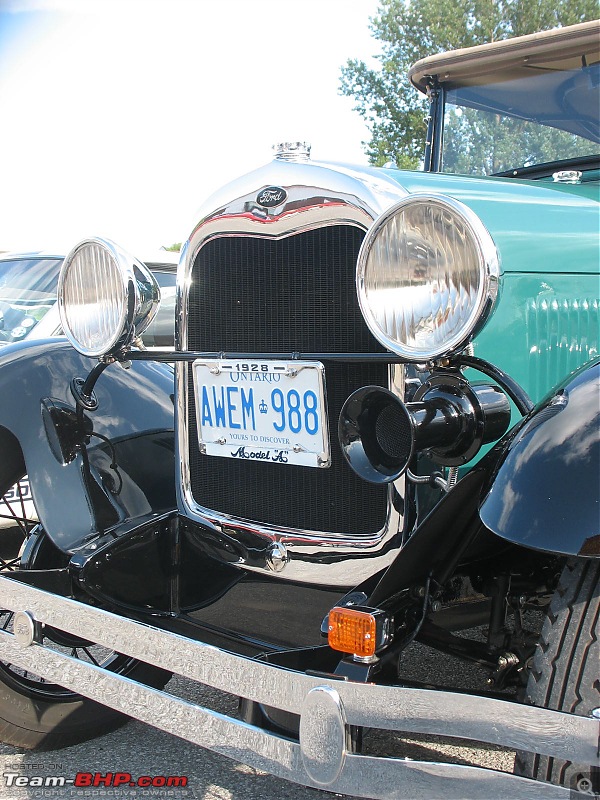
{"left": 256, "top": 186, "right": 287, "bottom": 208}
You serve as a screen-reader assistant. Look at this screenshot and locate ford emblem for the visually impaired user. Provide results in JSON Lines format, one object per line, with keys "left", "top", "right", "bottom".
{"left": 256, "top": 186, "right": 287, "bottom": 208}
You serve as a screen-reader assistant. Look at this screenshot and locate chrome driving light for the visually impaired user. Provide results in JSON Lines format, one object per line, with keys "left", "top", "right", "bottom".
{"left": 357, "top": 195, "right": 500, "bottom": 360}
{"left": 58, "top": 237, "right": 160, "bottom": 358}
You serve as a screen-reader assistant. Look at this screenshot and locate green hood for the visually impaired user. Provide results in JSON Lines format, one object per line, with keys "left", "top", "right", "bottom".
{"left": 376, "top": 167, "right": 599, "bottom": 276}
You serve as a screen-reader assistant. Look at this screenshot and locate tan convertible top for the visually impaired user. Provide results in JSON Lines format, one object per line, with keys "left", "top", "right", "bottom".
{"left": 409, "top": 19, "right": 600, "bottom": 93}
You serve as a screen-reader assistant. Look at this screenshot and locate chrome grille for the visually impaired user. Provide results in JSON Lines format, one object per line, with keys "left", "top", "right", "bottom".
{"left": 186, "top": 226, "right": 389, "bottom": 534}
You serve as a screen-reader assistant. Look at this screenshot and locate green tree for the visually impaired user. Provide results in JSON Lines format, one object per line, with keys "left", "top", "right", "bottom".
{"left": 340, "top": 0, "right": 599, "bottom": 168}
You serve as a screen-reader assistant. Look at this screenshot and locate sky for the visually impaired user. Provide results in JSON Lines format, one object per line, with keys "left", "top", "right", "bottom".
{"left": 0, "top": 0, "right": 381, "bottom": 254}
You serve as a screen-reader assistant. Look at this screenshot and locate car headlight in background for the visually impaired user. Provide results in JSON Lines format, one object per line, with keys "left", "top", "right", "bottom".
{"left": 357, "top": 194, "right": 500, "bottom": 361}
{"left": 58, "top": 237, "right": 160, "bottom": 358}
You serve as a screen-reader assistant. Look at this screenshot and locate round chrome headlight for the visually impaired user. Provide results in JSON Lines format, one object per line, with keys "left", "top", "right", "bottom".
{"left": 357, "top": 194, "right": 500, "bottom": 361}
{"left": 58, "top": 237, "right": 160, "bottom": 358}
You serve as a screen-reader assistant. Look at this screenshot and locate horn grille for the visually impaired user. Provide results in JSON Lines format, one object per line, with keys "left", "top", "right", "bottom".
{"left": 375, "top": 403, "right": 413, "bottom": 463}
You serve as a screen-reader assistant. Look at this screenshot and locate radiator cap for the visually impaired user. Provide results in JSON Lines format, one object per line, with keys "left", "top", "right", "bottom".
{"left": 273, "top": 141, "right": 311, "bottom": 161}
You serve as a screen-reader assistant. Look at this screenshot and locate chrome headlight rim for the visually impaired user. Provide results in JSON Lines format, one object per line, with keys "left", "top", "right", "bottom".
{"left": 357, "top": 193, "right": 500, "bottom": 362}
{"left": 58, "top": 236, "right": 159, "bottom": 358}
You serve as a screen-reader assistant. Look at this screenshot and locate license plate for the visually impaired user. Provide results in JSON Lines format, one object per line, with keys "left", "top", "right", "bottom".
{"left": 192, "top": 359, "right": 330, "bottom": 468}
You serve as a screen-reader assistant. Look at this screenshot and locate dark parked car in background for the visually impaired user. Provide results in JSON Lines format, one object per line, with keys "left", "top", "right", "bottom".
{"left": 0, "top": 21, "right": 597, "bottom": 800}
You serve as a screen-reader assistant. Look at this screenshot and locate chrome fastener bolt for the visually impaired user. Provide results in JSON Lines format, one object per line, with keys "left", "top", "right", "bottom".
{"left": 216, "top": 437, "right": 226, "bottom": 445}
{"left": 209, "top": 366, "right": 220, "bottom": 375}
{"left": 13, "top": 611, "right": 38, "bottom": 647}
{"left": 497, "top": 653, "right": 519, "bottom": 670}
{"left": 352, "top": 653, "right": 379, "bottom": 664}
{"left": 286, "top": 367, "right": 298, "bottom": 378}
{"left": 266, "top": 542, "right": 289, "bottom": 572}
{"left": 576, "top": 777, "right": 593, "bottom": 794}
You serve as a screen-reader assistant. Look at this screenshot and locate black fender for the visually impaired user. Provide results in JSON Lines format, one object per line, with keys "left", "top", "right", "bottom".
{"left": 479, "top": 358, "right": 600, "bottom": 558}
{"left": 0, "top": 339, "right": 175, "bottom": 553}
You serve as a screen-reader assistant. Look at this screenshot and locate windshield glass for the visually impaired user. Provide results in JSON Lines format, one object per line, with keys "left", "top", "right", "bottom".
{"left": 0, "top": 257, "right": 61, "bottom": 345}
{"left": 441, "top": 62, "right": 599, "bottom": 176}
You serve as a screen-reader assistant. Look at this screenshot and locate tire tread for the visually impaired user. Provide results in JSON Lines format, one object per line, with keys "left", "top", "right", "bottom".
{"left": 516, "top": 558, "right": 600, "bottom": 790}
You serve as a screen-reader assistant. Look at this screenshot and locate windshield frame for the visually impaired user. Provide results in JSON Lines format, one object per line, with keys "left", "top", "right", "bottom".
{"left": 423, "top": 73, "right": 600, "bottom": 178}
{"left": 414, "top": 21, "right": 600, "bottom": 178}
{"left": 439, "top": 61, "right": 599, "bottom": 176}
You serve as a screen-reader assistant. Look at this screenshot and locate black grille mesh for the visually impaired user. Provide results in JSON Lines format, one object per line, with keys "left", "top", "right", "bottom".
{"left": 186, "top": 226, "right": 388, "bottom": 534}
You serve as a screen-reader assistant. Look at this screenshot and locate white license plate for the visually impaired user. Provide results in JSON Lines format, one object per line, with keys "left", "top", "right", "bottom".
{"left": 192, "top": 359, "right": 330, "bottom": 468}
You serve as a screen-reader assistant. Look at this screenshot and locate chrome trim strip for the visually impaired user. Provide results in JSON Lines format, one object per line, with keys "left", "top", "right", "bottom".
{"left": 175, "top": 160, "right": 411, "bottom": 585}
{"left": 0, "top": 576, "right": 597, "bottom": 796}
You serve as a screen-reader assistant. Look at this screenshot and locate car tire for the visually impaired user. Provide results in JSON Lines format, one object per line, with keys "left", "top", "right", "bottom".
{"left": 515, "top": 558, "right": 599, "bottom": 795}
{"left": 0, "top": 660, "right": 171, "bottom": 751}
{"left": 0, "top": 480, "right": 171, "bottom": 751}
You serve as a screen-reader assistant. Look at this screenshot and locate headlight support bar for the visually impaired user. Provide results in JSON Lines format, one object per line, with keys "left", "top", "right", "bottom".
{"left": 126, "top": 349, "right": 409, "bottom": 363}
{"left": 125, "top": 348, "right": 534, "bottom": 414}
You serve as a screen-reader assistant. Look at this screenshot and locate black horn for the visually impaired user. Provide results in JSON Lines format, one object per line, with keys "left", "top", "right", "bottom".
{"left": 338, "top": 386, "right": 416, "bottom": 485}
{"left": 338, "top": 374, "right": 511, "bottom": 484}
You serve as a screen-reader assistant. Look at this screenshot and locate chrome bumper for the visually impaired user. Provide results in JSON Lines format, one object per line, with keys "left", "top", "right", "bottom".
{"left": 0, "top": 576, "right": 597, "bottom": 800}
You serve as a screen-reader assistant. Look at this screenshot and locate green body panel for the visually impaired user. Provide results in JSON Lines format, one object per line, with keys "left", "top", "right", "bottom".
{"left": 377, "top": 168, "right": 599, "bottom": 276}
{"left": 472, "top": 274, "right": 598, "bottom": 403}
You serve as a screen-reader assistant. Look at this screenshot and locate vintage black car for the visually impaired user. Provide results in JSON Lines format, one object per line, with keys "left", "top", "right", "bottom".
{"left": 0, "top": 249, "right": 178, "bottom": 533}
{"left": 0, "top": 21, "right": 598, "bottom": 799}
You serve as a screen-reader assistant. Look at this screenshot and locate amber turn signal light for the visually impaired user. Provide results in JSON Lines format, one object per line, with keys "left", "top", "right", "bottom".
{"left": 328, "top": 607, "right": 378, "bottom": 658}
